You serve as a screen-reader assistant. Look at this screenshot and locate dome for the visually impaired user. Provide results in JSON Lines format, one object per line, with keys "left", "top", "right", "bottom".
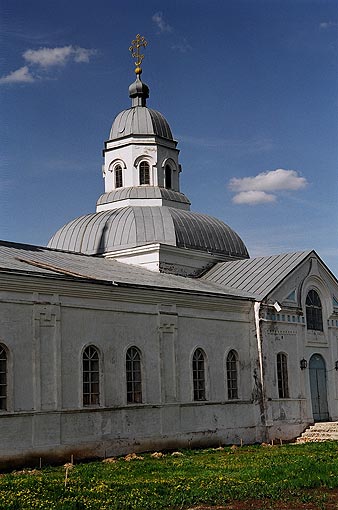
{"left": 48, "top": 206, "right": 249, "bottom": 259}
{"left": 97, "top": 186, "right": 190, "bottom": 207}
{"left": 108, "top": 74, "right": 174, "bottom": 141}
{"left": 109, "top": 107, "right": 173, "bottom": 141}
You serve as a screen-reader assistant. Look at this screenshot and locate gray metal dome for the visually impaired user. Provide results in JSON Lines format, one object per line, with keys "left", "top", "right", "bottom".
{"left": 97, "top": 186, "right": 190, "bottom": 207}
{"left": 109, "top": 75, "right": 174, "bottom": 141}
{"left": 48, "top": 206, "right": 249, "bottom": 259}
{"left": 109, "top": 107, "right": 173, "bottom": 141}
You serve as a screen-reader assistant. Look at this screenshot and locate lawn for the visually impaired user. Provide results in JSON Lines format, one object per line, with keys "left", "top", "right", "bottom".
{"left": 1, "top": 442, "right": 338, "bottom": 509}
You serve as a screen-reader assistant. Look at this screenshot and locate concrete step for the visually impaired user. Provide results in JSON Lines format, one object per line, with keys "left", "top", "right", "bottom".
{"left": 296, "top": 421, "right": 338, "bottom": 443}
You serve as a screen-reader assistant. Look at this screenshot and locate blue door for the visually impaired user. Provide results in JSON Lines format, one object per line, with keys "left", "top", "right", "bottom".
{"left": 309, "top": 354, "right": 329, "bottom": 422}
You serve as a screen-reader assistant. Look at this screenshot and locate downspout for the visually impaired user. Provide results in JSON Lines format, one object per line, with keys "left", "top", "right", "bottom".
{"left": 254, "top": 301, "right": 268, "bottom": 439}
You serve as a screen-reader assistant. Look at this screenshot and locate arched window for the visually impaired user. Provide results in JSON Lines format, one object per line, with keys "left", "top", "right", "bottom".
{"left": 126, "top": 346, "right": 142, "bottom": 403}
{"left": 192, "top": 348, "right": 206, "bottom": 401}
{"left": 0, "top": 344, "right": 7, "bottom": 410}
{"left": 139, "top": 161, "right": 150, "bottom": 185}
{"left": 115, "top": 164, "right": 123, "bottom": 188}
{"left": 83, "top": 345, "right": 100, "bottom": 406}
{"left": 277, "top": 352, "right": 289, "bottom": 398}
{"left": 165, "top": 165, "right": 172, "bottom": 189}
{"left": 226, "top": 350, "right": 239, "bottom": 400}
{"left": 306, "top": 289, "right": 323, "bottom": 331}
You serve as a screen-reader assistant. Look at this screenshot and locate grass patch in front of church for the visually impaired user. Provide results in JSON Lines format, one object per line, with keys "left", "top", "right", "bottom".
{"left": 1, "top": 442, "right": 338, "bottom": 509}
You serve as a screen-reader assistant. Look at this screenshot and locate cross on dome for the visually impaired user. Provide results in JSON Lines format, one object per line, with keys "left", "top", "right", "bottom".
{"left": 129, "top": 34, "right": 147, "bottom": 76}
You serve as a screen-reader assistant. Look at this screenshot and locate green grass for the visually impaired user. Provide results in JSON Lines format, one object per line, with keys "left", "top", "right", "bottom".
{"left": 1, "top": 442, "right": 338, "bottom": 509}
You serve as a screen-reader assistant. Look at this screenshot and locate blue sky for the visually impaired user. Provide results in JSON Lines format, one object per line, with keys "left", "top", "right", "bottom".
{"left": 1, "top": 0, "right": 338, "bottom": 274}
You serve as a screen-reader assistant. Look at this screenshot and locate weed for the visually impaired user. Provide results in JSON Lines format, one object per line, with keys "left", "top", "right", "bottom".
{"left": 1, "top": 442, "right": 338, "bottom": 509}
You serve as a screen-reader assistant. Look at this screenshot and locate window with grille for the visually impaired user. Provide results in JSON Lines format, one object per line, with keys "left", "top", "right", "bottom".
{"left": 306, "top": 289, "right": 323, "bottom": 331}
{"left": 226, "top": 350, "right": 239, "bottom": 400}
{"left": 139, "top": 161, "right": 150, "bottom": 185}
{"left": 277, "top": 352, "right": 289, "bottom": 398}
{"left": 165, "top": 165, "right": 172, "bottom": 189}
{"left": 192, "top": 348, "right": 206, "bottom": 401}
{"left": 0, "top": 345, "right": 7, "bottom": 411}
{"left": 115, "top": 165, "right": 123, "bottom": 188}
{"left": 126, "top": 346, "right": 142, "bottom": 403}
{"left": 83, "top": 345, "right": 100, "bottom": 406}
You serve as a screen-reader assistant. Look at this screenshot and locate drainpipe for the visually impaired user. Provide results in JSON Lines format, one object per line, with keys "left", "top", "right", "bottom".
{"left": 254, "top": 301, "right": 268, "bottom": 440}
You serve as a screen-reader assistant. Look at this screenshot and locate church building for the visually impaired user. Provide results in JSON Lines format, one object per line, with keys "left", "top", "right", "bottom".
{"left": 1, "top": 36, "right": 338, "bottom": 467}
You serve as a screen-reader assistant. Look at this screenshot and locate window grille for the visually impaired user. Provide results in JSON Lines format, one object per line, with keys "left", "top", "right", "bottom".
{"left": 192, "top": 348, "right": 206, "bottom": 401}
{"left": 0, "top": 345, "right": 7, "bottom": 410}
{"left": 115, "top": 165, "right": 123, "bottom": 188}
{"left": 306, "top": 289, "right": 323, "bottom": 331}
{"left": 83, "top": 345, "right": 100, "bottom": 406}
{"left": 139, "top": 161, "right": 150, "bottom": 185}
{"left": 126, "top": 346, "right": 142, "bottom": 403}
{"left": 277, "top": 352, "right": 289, "bottom": 398}
{"left": 226, "top": 350, "right": 239, "bottom": 400}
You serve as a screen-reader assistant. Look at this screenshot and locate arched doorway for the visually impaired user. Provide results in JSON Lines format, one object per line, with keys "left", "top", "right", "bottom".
{"left": 309, "top": 354, "right": 329, "bottom": 422}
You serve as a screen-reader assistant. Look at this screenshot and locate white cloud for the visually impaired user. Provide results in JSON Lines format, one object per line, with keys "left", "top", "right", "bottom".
{"left": 229, "top": 168, "right": 308, "bottom": 205}
{"left": 73, "top": 47, "right": 96, "bottom": 63}
{"left": 152, "top": 12, "right": 172, "bottom": 33}
{"left": 320, "top": 21, "right": 338, "bottom": 29}
{"left": 23, "top": 46, "right": 96, "bottom": 67}
{"left": 232, "top": 190, "right": 276, "bottom": 205}
{"left": 0, "top": 65, "right": 35, "bottom": 84}
{"left": 229, "top": 169, "right": 307, "bottom": 192}
{"left": 0, "top": 46, "right": 97, "bottom": 85}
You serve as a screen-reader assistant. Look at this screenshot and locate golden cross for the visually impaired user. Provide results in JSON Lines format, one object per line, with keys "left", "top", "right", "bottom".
{"left": 129, "top": 34, "right": 147, "bottom": 74}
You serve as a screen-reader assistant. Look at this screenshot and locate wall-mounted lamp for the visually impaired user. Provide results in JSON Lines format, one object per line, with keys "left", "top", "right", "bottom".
{"left": 335, "top": 361, "right": 338, "bottom": 371}
{"left": 300, "top": 358, "right": 307, "bottom": 370}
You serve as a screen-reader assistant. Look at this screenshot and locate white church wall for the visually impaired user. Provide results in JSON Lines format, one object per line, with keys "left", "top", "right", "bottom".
{"left": 0, "top": 299, "right": 35, "bottom": 412}
{"left": 3, "top": 257, "right": 338, "bottom": 467}
{"left": 0, "top": 275, "right": 266, "bottom": 467}
{"left": 106, "top": 243, "right": 239, "bottom": 277}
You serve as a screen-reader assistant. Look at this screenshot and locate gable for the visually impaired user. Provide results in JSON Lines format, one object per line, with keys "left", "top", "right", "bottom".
{"left": 264, "top": 254, "right": 338, "bottom": 324}
{"left": 202, "top": 250, "right": 338, "bottom": 315}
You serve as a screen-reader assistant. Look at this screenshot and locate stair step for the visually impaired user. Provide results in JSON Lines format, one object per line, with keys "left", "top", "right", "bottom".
{"left": 295, "top": 422, "right": 338, "bottom": 444}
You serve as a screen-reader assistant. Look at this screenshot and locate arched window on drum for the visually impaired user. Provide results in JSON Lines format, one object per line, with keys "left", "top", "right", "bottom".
{"left": 114, "top": 164, "right": 123, "bottom": 188}
{"left": 139, "top": 161, "right": 150, "bottom": 185}
{"left": 165, "top": 164, "right": 172, "bottom": 189}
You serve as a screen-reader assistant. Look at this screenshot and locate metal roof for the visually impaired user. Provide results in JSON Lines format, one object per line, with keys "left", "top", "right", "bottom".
{"left": 0, "top": 240, "right": 254, "bottom": 299}
{"left": 169, "top": 209, "right": 249, "bottom": 258}
{"left": 109, "top": 107, "right": 173, "bottom": 141}
{"left": 97, "top": 187, "right": 191, "bottom": 207}
{"left": 201, "top": 251, "right": 313, "bottom": 300}
{"left": 48, "top": 206, "right": 249, "bottom": 259}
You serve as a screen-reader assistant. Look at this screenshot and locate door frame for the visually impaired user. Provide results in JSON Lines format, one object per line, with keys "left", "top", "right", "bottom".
{"left": 309, "top": 353, "right": 329, "bottom": 422}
